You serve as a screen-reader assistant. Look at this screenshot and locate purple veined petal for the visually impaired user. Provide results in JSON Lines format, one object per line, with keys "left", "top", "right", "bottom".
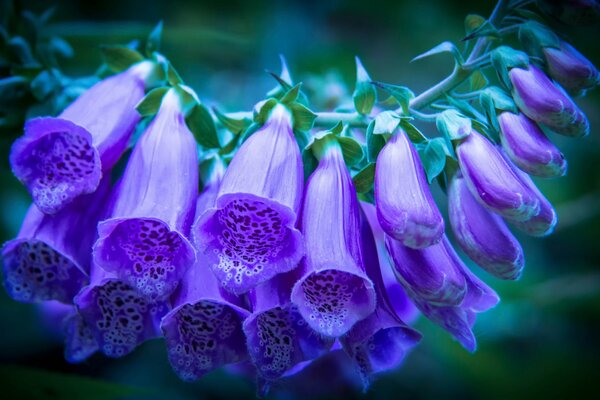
{"left": 374, "top": 130, "right": 445, "bottom": 248}
{"left": 509, "top": 65, "right": 590, "bottom": 138}
{"left": 194, "top": 104, "right": 304, "bottom": 295}
{"left": 2, "top": 178, "right": 111, "bottom": 303}
{"left": 291, "top": 140, "right": 376, "bottom": 337}
{"left": 385, "top": 235, "right": 467, "bottom": 307}
{"left": 74, "top": 263, "right": 165, "bottom": 358}
{"left": 457, "top": 129, "right": 540, "bottom": 221}
{"left": 244, "top": 270, "right": 334, "bottom": 382}
{"left": 460, "top": 265, "right": 500, "bottom": 313}
{"left": 93, "top": 89, "right": 197, "bottom": 302}
{"left": 417, "top": 302, "right": 478, "bottom": 352}
{"left": 339, "top": 205, "right": 421, "bottom": 390}
{"left": 448, "top": 172, "right": 525, "bottom": 280}
{"left": 9, "top": 62, "right": 150, "bottom": 214}
{"left": 161, "top": 183, "right": 250, "bottom": 382}
{"left": 543, "top": 41, "right": 600, "bottom": 96}
{"left": 498, "top": 111, "right": 567, "bottom": 178}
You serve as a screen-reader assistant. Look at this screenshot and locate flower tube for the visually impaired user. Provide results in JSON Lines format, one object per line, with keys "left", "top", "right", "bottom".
{"left": 2, "top": 178, "right": 110, "bottom": 303}
{"left": 291, "top": 138, "right": 376, "bottom": 337}
{"left": 93, "top": 89, "right": 197, "bottom": 302}
{"left": 244, "top": 270, "right": 334, "bottom": 382}
{"left": 194, "top": 103, "right": 304, "bottom": 295}
{"left": 374, "top": 130, "right": 444, "bottom": 248}
{"left": 498, "top": 111, "right": 567, "bottom": 178}
{"left": 448, "top": 172, "right": 524, "bottom": 280}
{"left": 456, "top": 129, "right": 540, "bottom": 221}
{"left": 10, "top": 61, "right": 152, "bottom": 214}
{"left": 339, "top": 204, "right": 421, "bottom": 389}
{"left": 544, "top": 41, "right": 599, "bottom": 96}
{"left": 161, "top": 159, "right": 250, "bottom": 382}
{"left": 509, "top": 64, "right": 589, "bottom": 138}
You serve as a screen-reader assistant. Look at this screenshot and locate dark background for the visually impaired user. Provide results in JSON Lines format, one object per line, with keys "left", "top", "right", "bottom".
{"left": 1, "top": 0, "right": 599, "bottom": 399}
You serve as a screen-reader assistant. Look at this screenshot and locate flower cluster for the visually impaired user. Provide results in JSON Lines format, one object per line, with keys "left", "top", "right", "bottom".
{"left": 2, "top": 0, "right": 599, "bottom": 394}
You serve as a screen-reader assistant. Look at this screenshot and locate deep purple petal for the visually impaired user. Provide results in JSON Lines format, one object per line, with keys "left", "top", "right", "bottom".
{"left": 374, "top": 131, "right": 444, "bottom": 248}
{"left": 63, "top": 309, "right": 99, "bottom": 363}
{"left": 457, "top": 129, "right": 540, "bottom": 221}
{"left": 544, "top": 41, "right": 599, "bottom": 95}
{"left": 448, "top": 173, "right": 524, "bottom": 280}
{"left": 498, "top": 112, "right": 567, "bottom": 178}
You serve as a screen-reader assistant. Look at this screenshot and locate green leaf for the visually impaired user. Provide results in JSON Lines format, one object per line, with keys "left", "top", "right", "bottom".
{"left": 186, "top": 103, "right": 220, "bottom": 149}
{"left": 353, "top": 163, "right": 376, "bottom": 193}
{"left": 213, "top": 108, "right": 252, "bottom": 135}
{"left": 436, "top": 109, "right": 472, "bottom": 142}
{"left": 373, "top": 111, "right": 400, "bottom": 135}
{"left": 464, "top": 14, "right": 486, "bottom": 35}
{"left": 372, "top": 82, "right": 414, "bottom": 114}
{"left": 400, "top": 120, "right": 428, "bottom": 143}
{"left": 352, "top": 56, "right": 377, "bottom": 115}
{"left": 412, "top": 41, "right": 463, "bottom": 65}
{"left": 289, "top": 102, "right": 317, "bottom": 131}
{"left": 470, "top": 70, "right": 489, "bottom": 91}
{"left": 135, "top": 86, "right": 169, "bottom": 117}
{"left": 146, "top": 21, "right": 163, "bottom": 56}
{"left": 366, "top": 120, "right": 385, "bottom": 163}
{"left": 418, "top": 138, "right": 448, "bottom": 183}
{"left": 101, "top": 45, "right": 144, "bottom": 73}
{"left": 338, "top": 136, "right": 364, "bottom": 167}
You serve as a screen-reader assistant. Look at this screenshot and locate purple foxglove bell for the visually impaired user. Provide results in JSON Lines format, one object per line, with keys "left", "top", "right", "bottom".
{"left": 194, "top": 103, "right": 304, "bottom": 295}
{"left": 10, "top": 61, "right": 152, "bottom": 214}
{"left": 290, "top": 138, "right": 376, "bottom": 337}
{"left": 456, "top": 129, "right": 540, "bottom": 221}
{"left": 509, "top": 64, "right": 589, "bottom": 138}
{"left": 339, "top": 206, "right": 421, "bottom": 389}
{"left": 498, "top": 111, "right": 567, "bottom": 178}
{"left": 74, "top": 263, "right": 164, "bottom": 358}
{"left": 161, "top": 165, "right": 250, "bottom": 382}
{"left": 386, "top": 236, "right": 499, "bottom": 351}
{"left": 544, "top": 41, "right": 599, "bottom": 96}
{"left": 2, "top": 178, "right": 110, "bottom": 303}
{"left": 93, "top": 89, "right": 197, "bottom": 302}
{"left": 244, "top": 270, "right": 334, "bottom": 382}
{"left": 448, "top": 172, "right": 524, "bottom": 280}
{"left": 38, "top": 301, "right": 99, "bottom": 363}
{"left": 374, "top": 130, "right": 444, "bottom": 248}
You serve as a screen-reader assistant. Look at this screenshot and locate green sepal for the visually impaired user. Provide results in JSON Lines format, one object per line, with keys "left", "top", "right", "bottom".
{"left": 470, "top": 70, "right": 489, "bottom": 91}
{"left": 491, "top": 46, "right": 530, "bottom": 89}
{"left": 417, "top": 137, "right": 448, "bottom": 183}
{"left": 400, "top": 119, "right": 428, "bottom": 144}
{"left": 288, "top": 102, "right": 317, "bottom": 132}
{"left": 464, "top": 14, "right": 485, "bottom": 36}
{"left": 371, "top": 82, "right": 414, "bottom": 114}
{"left": 186, "top": 102, "right": 220, "bottom": 149}
{"left": 338, "top": 137, "right": 365, "bottom": 167}
{"left": 518, "top": 21, "right": 561, "bottom": 59}
{"left": 213, "top": 107, "right": 252, "bottom": 135}
{"left": 101, "top": 45, "right": 144, "bottom": 73}
{"left": 135, "top": 86, "right": 169, "bottom": 117}
{"left": 479, "top": 86, "right": 517, "bottom": 131}
{"left": 353, "top": 163, "right": 376, "bottom": 194}
{"left": 280, "top": 83, "right": 302, "bottom": 105}
{"left": 373, "top": 111, "right": 401, "bottom": 135}
{"left": 436, "top": 109, "right": 472, "bottom": 142}
{"left": 145, "top": 21, "right": 163, "bottom": 57}
{"left": 165, "top": 60, "right": 183, "bottom": 85}
{"left": 305, "top": 122, "right": 364, "bottom": 166}
{"left": 462, "top": 19, "right": 499, "bottom": 42}
{"left": 444, "top": 95, "right": 482, "bottom": 121}
{"left": 267, "top": 54, "right": 292, "bottom": 97}
{"left": 253, "top": 98, "right": 279, "bottom": 125}
{"left": 352, "top": 56, "right": 377, "bottom": 115}
{"left": 412, "top": 41, "right": 463, "bottom": 66}
{"left": 366, "top": 120, "right": 386, "bottom": 163}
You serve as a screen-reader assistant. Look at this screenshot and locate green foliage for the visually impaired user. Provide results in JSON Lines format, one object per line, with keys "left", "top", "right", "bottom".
{"left": 352, "top": 56, "right": 377, "bottom": 115}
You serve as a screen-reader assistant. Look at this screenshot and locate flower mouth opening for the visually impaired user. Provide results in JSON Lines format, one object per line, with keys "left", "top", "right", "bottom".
{"left": 95, "top": 218, "right": 195, "bottom": 301}
{"left": 2, "top": 239, "right": 86, "bottom": 303}
{"left": 162, "top": 300, "right": 247, "bottom": 381}
{"left": 293, "top": 269, "right": 375, "bottom": 337}
{"left": 12, "top": 121, "right": 101, "bottom": 214}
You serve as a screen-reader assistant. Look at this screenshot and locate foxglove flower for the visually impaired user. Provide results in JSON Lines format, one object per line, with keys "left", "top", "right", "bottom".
{"left": 509, "top": 64, "right": 589, "bottom": 138}
{"left": 93, "top": 89, "right": 197, "bottom": 301}
{"left": 544, "top": 41, "right": 599, "bottom": 96}
{"left": 195, "top": 103, "right": 304, "bottom": 294}
{"left": 374, "top": 130, "right": 444, "bottom": 248}
{"left": 457, "top": 129, "right": 540, "bottom": 221}
{"left": 386, "top": 236, "right": 499, "bottom": 351}
{"left": 498, "top": 111, "right": 567, "bottom": 178}
{"left": 10, "top": 61, "right": 152, "bottom": 214}
{"left": 339, "top": 205, "right": 421, "bottom": 389}
{"left": 74, "top": 263, "right": 164, "bottom": 358}
{"left": 291, "top": 138, "right": 376, "bottom": 337}
{"left": 448, "top": 172, "right": 524, "bottom": 280}
{"left": 161, "top": 162, "right": 250, "bottom": 382}
{"left": 244, "top": 271, "right": 334, "bottom": 382}
{"left": 2, "top": 178, "right": 110, "bottom": 303}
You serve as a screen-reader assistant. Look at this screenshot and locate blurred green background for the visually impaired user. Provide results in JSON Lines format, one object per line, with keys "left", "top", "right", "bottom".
{"left": 1, "top": 0, "right": 599, "bottom": 399}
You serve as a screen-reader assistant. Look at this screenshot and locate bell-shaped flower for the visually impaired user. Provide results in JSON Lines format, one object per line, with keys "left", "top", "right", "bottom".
{"left": 498, "top": 111, "right": 566, "bottom": 178}
{"left": 244, "top": 270, "right": 334, "bottom": 383}
{"left": 161, "top": 161, "right": 250, "bottom": 382}
{"left": 339, "top": 204, "right": 421, "bottom": 390}
{"left": 74, "top": 262, "right": 164, "bottom": 358}
{"left": 10, "top": 61, "right": 152, "bottom": 214}
{"left": 456, "top": 129, "right": 540, "bottom": 221}
{"left": 93, "top": 89, "right": 197, "bottom": 302}
{"left": 194, "top": 103, "right": 304, "bottom": 295}
{"left": 509, "top": 64, "right": 589, "bottom": 137}
{"left": 544, "top": 41, "right": 599, "bottom": 96}
{"left": 448, "top": 172, "right": 524, "bottom": 280}
{"left": 2, "top": 178, "right": 110, "bottom": 303}
{"left": 374, "top": 130, "right": 444, "bottom": 248}
{"left": 290, "top": 138, "right": 376, "bottom": 337}
{"left": 386, "top": 235, "right": 499, "bottom": 351}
